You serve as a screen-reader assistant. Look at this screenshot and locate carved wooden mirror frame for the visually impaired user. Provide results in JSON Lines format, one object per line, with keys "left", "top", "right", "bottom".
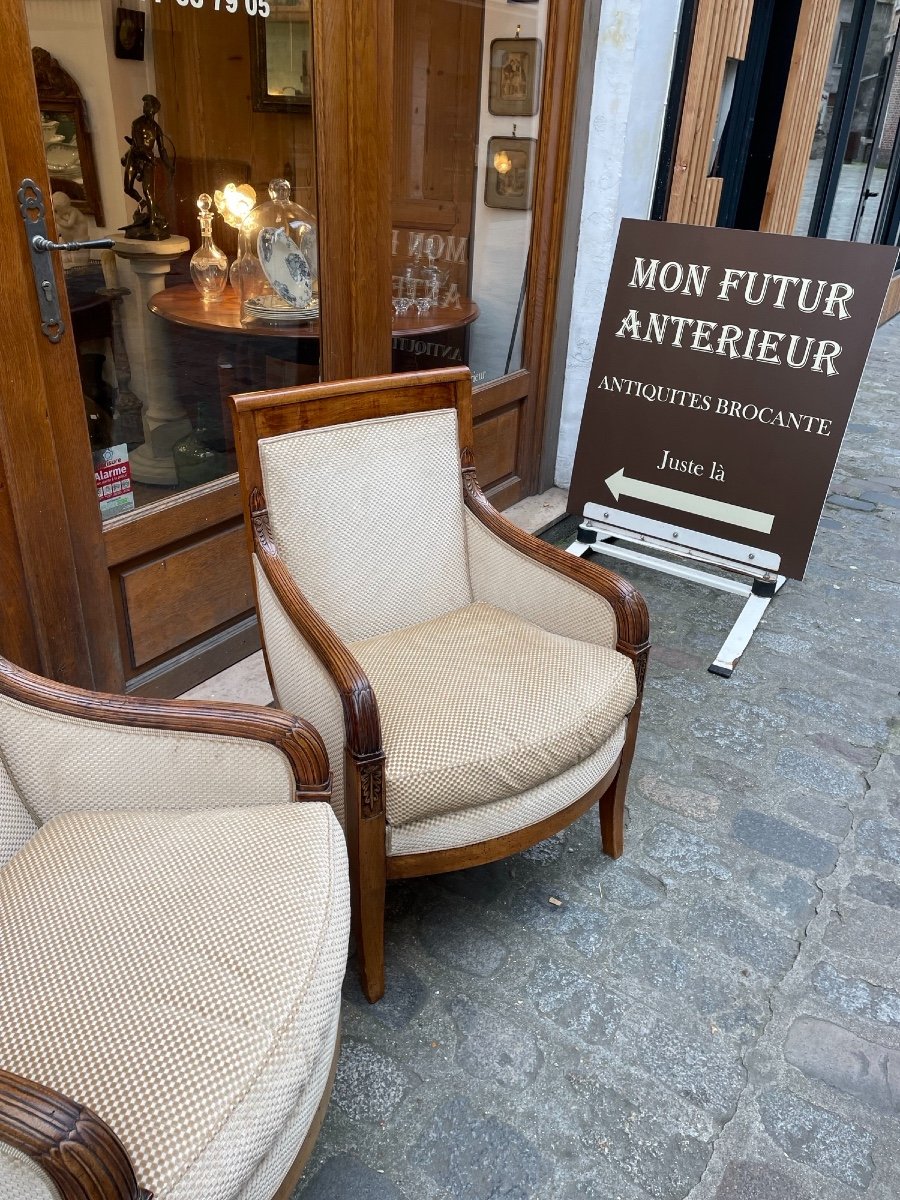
{"left": 32, "top": 47, "right": 105, "bottom": 225}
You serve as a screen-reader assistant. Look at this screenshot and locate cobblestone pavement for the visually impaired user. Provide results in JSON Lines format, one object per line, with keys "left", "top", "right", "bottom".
{"left": 295, "top": 319, "right": 900, "bottom": 1200}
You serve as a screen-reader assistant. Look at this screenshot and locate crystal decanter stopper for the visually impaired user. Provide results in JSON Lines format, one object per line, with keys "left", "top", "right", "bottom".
{"left": 190, "top": 193, "right": 228, "bottom": 302}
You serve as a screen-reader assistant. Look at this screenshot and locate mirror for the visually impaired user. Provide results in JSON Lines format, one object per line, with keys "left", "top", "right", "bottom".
{"left": 32, "top": 47, "right": 104, "bottom": 225}
{"left": 250, "top": 3, "right": 313, "bottom": 113}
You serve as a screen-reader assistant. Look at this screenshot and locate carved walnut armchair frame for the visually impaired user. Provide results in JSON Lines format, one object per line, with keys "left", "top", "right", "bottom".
{"left": 232, "top": 367, "right": 650, "bottom": 1004}
{"left": 0, "top": 655, "right": 333, "bottom": 1200}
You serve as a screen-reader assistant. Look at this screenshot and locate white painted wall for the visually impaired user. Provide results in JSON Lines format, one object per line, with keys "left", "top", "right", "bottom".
{"left": 554, "top": 0, "right": 682, "bottom": 487}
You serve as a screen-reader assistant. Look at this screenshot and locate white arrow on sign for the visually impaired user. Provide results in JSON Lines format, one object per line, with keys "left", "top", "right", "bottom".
{"left": 605, "top": 469, "right": 775, "bottom": 535}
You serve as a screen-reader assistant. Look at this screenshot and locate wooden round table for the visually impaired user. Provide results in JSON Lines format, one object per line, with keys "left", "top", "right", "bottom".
{"left": 149, "top": 283, "right": 479, "bottom": 340}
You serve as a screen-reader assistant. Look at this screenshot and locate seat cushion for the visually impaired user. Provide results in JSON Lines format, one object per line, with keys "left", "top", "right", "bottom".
{"left": 387, "top": 719, "right": 627, "bottom": 856}
{"left": 0, "top": 804, "right": 349, "bottom": 1200}
{"left": 351, "top": 602, "right": 637, "bottom": 827}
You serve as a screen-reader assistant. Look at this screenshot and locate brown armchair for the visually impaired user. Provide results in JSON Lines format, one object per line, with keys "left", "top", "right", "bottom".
{"left": 0, "top": 657, "right": 349, "bottom": 1200}
{"left": 232, "top": 366, "right": 650, "bottom": 1004}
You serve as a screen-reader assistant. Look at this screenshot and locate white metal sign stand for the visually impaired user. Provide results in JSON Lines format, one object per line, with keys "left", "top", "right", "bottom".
{"left": 566, "top": 503, "right": 786, "bottom": 677}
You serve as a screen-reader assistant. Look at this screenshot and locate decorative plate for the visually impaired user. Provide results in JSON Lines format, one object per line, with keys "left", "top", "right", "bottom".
{"left": 257, "top": 226, "right": 313, "bottom": 309}
{"left": 244, "top": 294, "right": 320, "bottom": 324}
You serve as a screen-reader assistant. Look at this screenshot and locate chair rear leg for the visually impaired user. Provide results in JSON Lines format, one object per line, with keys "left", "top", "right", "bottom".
{"left": 599, "top": 694, "right": 643, "bottom": 859}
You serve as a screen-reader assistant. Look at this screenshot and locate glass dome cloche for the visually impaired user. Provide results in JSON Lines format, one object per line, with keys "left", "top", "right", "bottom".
{"left": 236, "top": 178, "right": 319, "bottom": 328}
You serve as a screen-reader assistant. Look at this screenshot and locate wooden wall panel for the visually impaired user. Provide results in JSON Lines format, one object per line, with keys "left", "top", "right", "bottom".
{"left": 666, "top": 0, "right": 754, "bottom": 225}
{"left": 119, "top": 526, "right": 253, "bottom": 668}
{"left": 152, "top": 7, "right": 317, "bottom": 251}
{"left": 473, "top": 405, "right": 520, "bottom": 489}
{"left": 392, "top": 0, "right": 483, "bottom": 300}
{"left": 760, "top": 0, "right": 841, "bottom": 234}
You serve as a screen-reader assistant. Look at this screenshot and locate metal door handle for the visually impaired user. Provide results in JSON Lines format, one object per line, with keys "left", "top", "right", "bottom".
{"left": 17, "top": 177, "right": 116, "bottom": 343}
{"left": 32, "top": 235, "right": 116, "bottom": 254}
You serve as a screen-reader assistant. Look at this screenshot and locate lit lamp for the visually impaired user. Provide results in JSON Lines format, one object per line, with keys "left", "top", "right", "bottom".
{"left": 214, "top": 183, "right": 257, "bottom": 291}
{"left": 493, "top": 150, "right": 513, "bottom": 175}
{"left": 214, "top": 182, "right": 257, "bottom": 229}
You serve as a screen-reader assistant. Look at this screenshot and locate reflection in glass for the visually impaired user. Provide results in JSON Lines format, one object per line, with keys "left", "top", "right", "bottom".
{"left": 391, "top": 0, "right": 548, "bottom": 385}
{"left": 26, "top": 0, "right": 318, "bottom": 516}
{"left": 795, "top": 0, "right": 900, "bottom": 244}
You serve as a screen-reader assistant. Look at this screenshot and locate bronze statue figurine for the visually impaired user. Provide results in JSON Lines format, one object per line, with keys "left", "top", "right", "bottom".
{"left": 121, "top": 94, "right": 175, "bottom": 240}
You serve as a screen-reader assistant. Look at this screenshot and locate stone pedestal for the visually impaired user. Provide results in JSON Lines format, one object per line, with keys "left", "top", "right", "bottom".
{"left": 114, "top": 235, "right": 191, "bottom": 486}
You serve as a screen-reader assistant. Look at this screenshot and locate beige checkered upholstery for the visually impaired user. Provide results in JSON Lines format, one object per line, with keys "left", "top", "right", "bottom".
{"left": 0, "top": 1142, "right": 60, "bottom": 1200}
{"left": 352, "top": 603, "right": 636, "bottom": 827}
{"left": 0, "top": 753, "right": 36, "bottom": 866}
{"left": 255, "top": 405, "right": 634, "bottom": 855}
{"left": 0, "top": 693, "right": 296, "bottom": 824}
{"left": 255, "top": 559, "right": 347, "bottom": 829}
{"left": 259, "top": 409, "right": 473, "bottom": 643}
{"left": 387, "top": 719, "right": 627, "bottom": 855}
{"left": 465, "top": 510, "right": 618, "bottom": 648}
{"left": 0, "top": 803, "right": 349, "bottom": 1200}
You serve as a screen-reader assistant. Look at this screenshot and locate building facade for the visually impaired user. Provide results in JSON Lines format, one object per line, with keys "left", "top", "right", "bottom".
{"left": 0, "top": 0, "right": 896, "bottom": 695}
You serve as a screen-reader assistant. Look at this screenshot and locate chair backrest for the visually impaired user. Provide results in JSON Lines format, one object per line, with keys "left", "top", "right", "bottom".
{"left": 233, "top": 368, "right": 477, "bottom": 643}
{"left": 0, "top": 752, "right": 37, "bottom": 866}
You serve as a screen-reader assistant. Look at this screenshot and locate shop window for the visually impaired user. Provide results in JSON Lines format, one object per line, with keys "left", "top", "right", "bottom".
{"left": 25, "top": 1, "right": 320, "bottom": 518}
{"left": 390, "top": 0, "right": 548, "bottom": 385}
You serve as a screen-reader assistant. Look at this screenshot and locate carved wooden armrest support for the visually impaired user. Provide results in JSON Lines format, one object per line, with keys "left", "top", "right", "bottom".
{"left": 0, "top": 1069, "right": 150, "bottom": 1200}
{"left": 250, "top": 490, "right": 383, "bottom": 761}
{"left": 460, "top": 455, "right": 651, "bottom": 688}
{"left": 0, "top": 657, "right": 330, "bottom": 800}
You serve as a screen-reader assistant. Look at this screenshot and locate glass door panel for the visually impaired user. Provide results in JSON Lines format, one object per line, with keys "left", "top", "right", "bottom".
{"left": 24, "top": 0, "right": 319, "bottom": 518}
{"left": 827, "top": 0, "right": 899, "bottom": 240}
{"left": 391, "top": 0, "right": 548, "bottom": 385}
{"left": 794, "top": 2, "right": 855, "bottom": 235}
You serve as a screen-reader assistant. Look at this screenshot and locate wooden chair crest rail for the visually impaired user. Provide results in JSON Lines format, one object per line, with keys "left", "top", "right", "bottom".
{"left": 0, "top": 655, "right": 348, "bottom": 1200}
{"left": 231, "top": 366, "right": 650, "bottom": 1004}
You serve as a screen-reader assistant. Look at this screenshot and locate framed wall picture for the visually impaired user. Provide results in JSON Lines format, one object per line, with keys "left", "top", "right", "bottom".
{"left": 114, "top": 8, "right": 145, "bottom": 61}
{"left": 488, "top": 37, "right": 542, "bottom": 117}
{"left": 249, "top": 4, "right": 313, "bottom": 114}
{"left": 484, "top": 135, "right": 536, "bottom": 210}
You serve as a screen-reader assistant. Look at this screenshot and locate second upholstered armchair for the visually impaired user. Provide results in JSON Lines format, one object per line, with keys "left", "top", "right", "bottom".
{"left": 0, "top": 656, "right": 348, "bottom": 1200}
{"left": 232, "top": 366, "right": 650, "bottom": 1003}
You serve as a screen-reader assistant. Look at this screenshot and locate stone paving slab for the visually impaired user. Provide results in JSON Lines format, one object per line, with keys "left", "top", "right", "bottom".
{"left": 295, "top": 318, "right": 900, "bottom": 1199}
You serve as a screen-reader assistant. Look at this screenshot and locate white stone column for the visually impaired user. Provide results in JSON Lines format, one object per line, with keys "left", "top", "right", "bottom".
{"left": 114, "top": 235, "right": 191, "bottom": 485}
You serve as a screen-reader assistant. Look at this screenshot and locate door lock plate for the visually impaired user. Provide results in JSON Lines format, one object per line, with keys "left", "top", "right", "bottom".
{"left": 18, "top": 178, "right": 66, "bottom": 342}
{"left": 17, "top": 178, "right": 115, "bottom": 343}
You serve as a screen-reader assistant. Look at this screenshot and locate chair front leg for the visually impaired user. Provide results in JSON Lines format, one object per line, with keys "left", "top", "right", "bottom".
{"left": 345, "top": 748, "right": 387, "bottom": 1003}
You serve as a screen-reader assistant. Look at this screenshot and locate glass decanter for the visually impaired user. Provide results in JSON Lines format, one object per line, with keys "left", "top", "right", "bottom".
{"left": 190, "top": 194, "right": 228, "bottom": 302}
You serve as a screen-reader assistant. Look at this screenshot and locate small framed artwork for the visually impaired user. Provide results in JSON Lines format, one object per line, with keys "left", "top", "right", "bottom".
{"left": 114, "top": 8, "right": 145, "bottom": 61}
{"left": 484, "top": 136, "right": 536, "bottom": 211}
{"left": 489, "top": 37, "right": 542, "bottom": 117}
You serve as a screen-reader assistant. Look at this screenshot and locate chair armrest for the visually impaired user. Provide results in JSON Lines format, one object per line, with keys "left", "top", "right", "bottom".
{"left": 0, "top": 657, "right": 330, "bottom": 818}
{"left": 0, "top": 1069, "right": 149, "bottom": 1200}
{"left": 461, "top": 453, "right": 650, "bottom": 685}
{"left": 250, "top": 490, "right": 382, "bottom": 761}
